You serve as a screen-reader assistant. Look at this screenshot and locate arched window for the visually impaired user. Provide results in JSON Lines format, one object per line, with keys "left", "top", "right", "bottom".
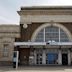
{"left": 35, "top": 26, "right": 69, "bottom": 42}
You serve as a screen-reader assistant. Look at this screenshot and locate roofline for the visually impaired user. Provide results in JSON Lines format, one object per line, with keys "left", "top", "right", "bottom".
{"left": 0, "top": 24, "right": 19, "bottom": 26}
{"left": 21, "top": 6, "right": 72, "bottom": 10}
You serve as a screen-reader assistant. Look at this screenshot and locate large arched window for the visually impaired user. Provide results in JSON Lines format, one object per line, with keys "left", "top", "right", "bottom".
{"left": 35, "top": 26, "right": 69, "bottom": 42}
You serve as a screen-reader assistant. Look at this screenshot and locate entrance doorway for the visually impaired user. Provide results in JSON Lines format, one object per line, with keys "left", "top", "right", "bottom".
{"left": 36, "top": 53, "right": 43, "bottom": 65}
{"left": 62, "top": 54, "right": 68, "bottom": 65}
{"left": 46, "top": 53, "right": 58, "bottom": 64}
{"left": 19, "top": 48, "right": 30, "bottom": 65}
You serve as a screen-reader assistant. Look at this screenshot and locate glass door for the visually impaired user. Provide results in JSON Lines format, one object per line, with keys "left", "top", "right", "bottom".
{"left": 46, "top": 53, "right": 58, "bottom": 64}
{"left": 62, "top": 53, "right": 68, "bottom": 65}
{"left": 36, "top": 53, "right": 43, "bottom": 65}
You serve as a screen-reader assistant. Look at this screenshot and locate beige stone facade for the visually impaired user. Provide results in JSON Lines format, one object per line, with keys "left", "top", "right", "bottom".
{"left": 0, "top": 25, "right": 20, "bottom": 65}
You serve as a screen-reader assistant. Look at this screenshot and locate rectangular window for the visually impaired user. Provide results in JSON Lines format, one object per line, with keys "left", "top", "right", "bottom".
{"left": 3, "top": 44, "right": 9, "bottom": 57}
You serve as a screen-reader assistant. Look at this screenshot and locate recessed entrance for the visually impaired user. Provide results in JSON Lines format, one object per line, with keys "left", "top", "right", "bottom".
{"left": 46, "top": 53, "right": 58, "bottom": 64}
{"left": 19, "top": 48, "right": 30, "bottom": 65}
{"left": 36, "top": 53, "right": 43, "bottom": 65}
{"left": 62, "top": 54, "right": 68, "bottom": 65}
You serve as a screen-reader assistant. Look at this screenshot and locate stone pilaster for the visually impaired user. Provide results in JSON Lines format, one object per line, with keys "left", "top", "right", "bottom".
{"left": 58, "top": 49, "right": 62, "bottom": 65}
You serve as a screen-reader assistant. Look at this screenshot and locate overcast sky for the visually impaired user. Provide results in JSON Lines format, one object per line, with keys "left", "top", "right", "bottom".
{"left": 0, "top": 0, "right": 72, "bottom": 25}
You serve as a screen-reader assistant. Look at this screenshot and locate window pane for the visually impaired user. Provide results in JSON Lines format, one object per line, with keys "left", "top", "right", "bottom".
{"left": 35, "top": 26, "right": 69, "bottom": 42}
{"left": 45, "top": 27, "right": 59, "bottom": 42}
{"left": 3, "top": 44, "right": 9, "bottom": 57}
{"left": 35, "top": 29, "right": 44, "bottom": 42}
{"left": 60, "top": 29, "right": 69, "bottom": 42}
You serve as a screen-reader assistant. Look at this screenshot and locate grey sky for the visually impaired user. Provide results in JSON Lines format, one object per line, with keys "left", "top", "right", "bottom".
{"left": 0, "top": 0, "right": 72, "bottom": 24}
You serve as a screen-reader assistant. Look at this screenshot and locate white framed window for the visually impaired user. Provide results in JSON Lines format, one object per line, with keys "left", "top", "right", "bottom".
{"left": 35, "top": 26, "right": 69, "bottom": 42}
{"left": 3, "top": 44, "right": 9, "bottom": 57}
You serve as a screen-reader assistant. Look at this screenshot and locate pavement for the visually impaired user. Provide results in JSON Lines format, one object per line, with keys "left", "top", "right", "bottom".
{"left": 0, "top": 66, "right": 72, "bottom": 72}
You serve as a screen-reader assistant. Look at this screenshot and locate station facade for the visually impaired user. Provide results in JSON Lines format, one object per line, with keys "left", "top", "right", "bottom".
{"left": 0, "top": 6, "right": 72, "bottom": 66}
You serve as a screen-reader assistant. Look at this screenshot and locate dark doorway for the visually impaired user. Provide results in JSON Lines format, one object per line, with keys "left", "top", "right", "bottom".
{"left": 19, "top": 48, "right": 30, "bottom": 65}
{"left": 62, "top": 54, "right": 68, "bottom": 65}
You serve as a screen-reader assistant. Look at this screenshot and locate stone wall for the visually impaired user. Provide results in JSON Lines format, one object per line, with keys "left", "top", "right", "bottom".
{"left": 0, "top": 25, "right": 20, "bottom": 65}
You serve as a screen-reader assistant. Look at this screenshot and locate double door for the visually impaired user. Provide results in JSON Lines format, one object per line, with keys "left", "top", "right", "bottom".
{"left": 36, "top": 51, "right": 58, "bottom": 65}
{"left": 36, "top": 53, "right": 43, "bottom": 65}
{"left": 46, "top": 53, "right": 58, "bottom": 64}
{"left": 19, "top": 48, "right": 30, "bottom": 65}
{"left": 62, "top": 54, "right": 68, "bottom": 65}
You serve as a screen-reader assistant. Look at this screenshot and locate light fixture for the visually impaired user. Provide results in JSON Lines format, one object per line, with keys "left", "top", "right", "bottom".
{"left": 23, "top": 23, "right": 28, "bottom": 29}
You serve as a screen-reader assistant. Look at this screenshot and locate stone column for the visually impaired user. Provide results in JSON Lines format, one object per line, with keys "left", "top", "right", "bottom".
{"left": 68, "top": 49, "right": 71, "bottom": 65}
{"left": 42, "top": 49, "right": 46, "bottom": 65}
{"left": 58, "top": 49, "right": 62, "bottom": 65}
{"left": 34, "top": 50, "right": 36, "bottom": 65}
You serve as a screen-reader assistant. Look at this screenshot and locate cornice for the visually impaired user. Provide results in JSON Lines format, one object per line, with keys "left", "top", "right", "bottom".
{"left": 21, "top": 6, "right": 72, "bottom": 10}
{"left": 18, "top": 10, "right": 72, "bottom": 15}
